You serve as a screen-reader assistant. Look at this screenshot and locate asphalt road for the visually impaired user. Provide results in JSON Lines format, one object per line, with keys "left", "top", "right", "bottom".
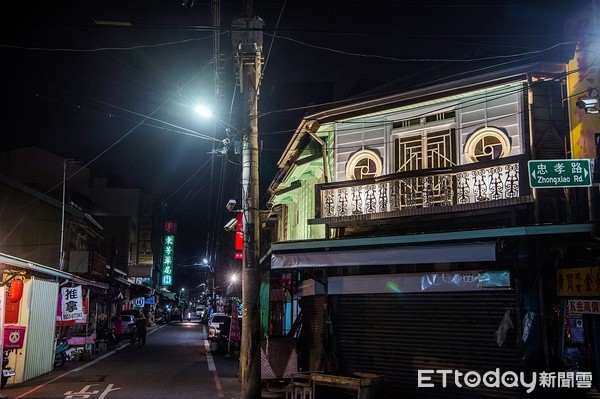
{"left": 0, "top": 320, "right": 246, "bottom": 399}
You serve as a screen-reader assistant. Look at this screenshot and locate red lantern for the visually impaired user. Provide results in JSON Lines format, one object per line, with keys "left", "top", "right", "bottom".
{"left": 7, "top": 280, "right": 23, "bottom": 303}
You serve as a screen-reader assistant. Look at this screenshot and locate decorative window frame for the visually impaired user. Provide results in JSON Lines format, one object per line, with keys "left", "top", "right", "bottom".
{"left": 346, "top": 149, "right": 383, "bottom": 180}
{"left": 464, "top": 126, "right": 511, "bottom": 163}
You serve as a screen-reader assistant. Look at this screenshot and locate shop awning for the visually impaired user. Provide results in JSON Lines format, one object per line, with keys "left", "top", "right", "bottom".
{"left": 270, "top": 224, "right": 595, "bottom": 269}
{"left": 0, "top": 252, "right": 72, "bottom": 279}
{"left": 271, "top": 241, "right": 496, "bottom": 269}
{"left": 0, "top": 253, "right": 110, "bottom": 290}
{"left": 73, "top": 276, "right": 109, "bottom": 290}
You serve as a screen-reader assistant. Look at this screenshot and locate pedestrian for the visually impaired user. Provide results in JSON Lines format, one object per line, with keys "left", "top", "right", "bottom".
{"left": 135, "top": 316, "right": 149, "bottom": 348}
{"left": 112, "top": 315, "right": 124, "bottom": 346}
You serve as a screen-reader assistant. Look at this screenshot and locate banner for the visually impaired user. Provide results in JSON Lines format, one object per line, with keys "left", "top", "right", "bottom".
{"left": 60, "top": 285, "right": 85, "bottom": 322}
{"left": 229, "top": 318, "right": 241, "bottom": 342}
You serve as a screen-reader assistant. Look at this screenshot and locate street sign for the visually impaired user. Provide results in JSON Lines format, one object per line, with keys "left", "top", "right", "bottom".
{"left": 528, "top": 159, "right": 592, "bottom": 188}
{"left": 132, "top": 297, "right": 145, "bottom": 307}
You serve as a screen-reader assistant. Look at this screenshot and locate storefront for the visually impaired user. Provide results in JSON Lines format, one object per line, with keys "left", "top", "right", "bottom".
{"left": 553, "top": 266, "right": 600, "bottom": 383}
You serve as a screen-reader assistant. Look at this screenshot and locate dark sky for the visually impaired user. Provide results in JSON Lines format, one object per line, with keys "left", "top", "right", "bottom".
{"left": 2, "top": 1, "right": 581, "bottom": 260}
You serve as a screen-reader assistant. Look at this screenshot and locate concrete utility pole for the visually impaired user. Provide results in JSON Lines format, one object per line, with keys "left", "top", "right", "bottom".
{"left": 59, "top": 159, "right": 68, "bottom": 270}
{"left": 232, "top": 14, "right": 264, "bottom": 399}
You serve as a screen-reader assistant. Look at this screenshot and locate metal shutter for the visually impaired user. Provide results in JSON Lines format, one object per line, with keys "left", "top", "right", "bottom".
{"left": 334, "top": 290, "right": 520, "bottom": 399}
{"left": 298, "top": 295, "right": 325, "bottom": 372}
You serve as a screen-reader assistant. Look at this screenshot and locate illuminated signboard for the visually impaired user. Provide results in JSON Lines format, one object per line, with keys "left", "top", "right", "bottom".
{"left": 161, "top": 234, "right": 174, "bottom": 286}
{"left": 164, "top": 220, "right": 177, "bottom": 234}
{"left": 235, "top": 212, "right": 243, "bottom": 260}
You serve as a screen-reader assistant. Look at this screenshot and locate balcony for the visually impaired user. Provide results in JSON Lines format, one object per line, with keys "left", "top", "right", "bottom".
{"left": 68, "top": 250, "right": 107, "bottom": 276}
{"left": 313, "top": 155, "right": 533, "bottom": 224}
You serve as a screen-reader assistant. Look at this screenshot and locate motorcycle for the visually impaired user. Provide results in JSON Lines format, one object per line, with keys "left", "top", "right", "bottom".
{"left": 1, "top": 350, "right": 15, "bottom": 389}
{"left": 54, "top": 338, "right": 70, "bottom": 368}
{"left": 98, "top": 327, "right": 117, "bottom": 345}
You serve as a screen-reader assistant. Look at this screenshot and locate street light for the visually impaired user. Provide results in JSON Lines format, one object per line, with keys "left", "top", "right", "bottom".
{"left": 194, "top": 105, "right": 213, "bottom": 118}
{"left": 195, "top": 258, "right": 215, "bottom": 306}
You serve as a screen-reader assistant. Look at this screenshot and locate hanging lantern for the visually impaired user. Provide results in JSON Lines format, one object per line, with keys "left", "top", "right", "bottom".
{"left": 7, "top": 279, "right": 23, "bottom": 303}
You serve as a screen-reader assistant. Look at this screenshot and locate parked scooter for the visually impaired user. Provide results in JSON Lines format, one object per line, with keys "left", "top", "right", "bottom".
{"left": 54, "top": 338, "right": 70, "bottom": 368}
{"left": 1, "top": 349, "right": 15, "bottom": 388}
{"left": 98, "top": 327, "right": 117, "bottom": 345}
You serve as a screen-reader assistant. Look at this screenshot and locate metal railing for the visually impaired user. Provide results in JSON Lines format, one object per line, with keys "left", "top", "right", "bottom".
{"left": 317, "top": 156, "right": 527, "bottom": 218}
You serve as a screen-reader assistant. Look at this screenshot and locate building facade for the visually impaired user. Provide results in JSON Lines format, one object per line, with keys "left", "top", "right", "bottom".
{"left": 0, "top": 147, "right": 156, "bottom": 383}
{"left": 264, "top": 60, "right": 600, "bottom": 398}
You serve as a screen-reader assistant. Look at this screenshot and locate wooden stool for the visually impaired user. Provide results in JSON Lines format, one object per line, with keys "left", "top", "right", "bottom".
{"left": 285, "top": 373, "right": 313, "bottom": 399}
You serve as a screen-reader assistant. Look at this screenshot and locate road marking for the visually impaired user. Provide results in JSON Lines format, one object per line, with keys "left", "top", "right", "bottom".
{"left": 15, "top": 324, "right": 209, "bottom": 398}
{"left": 204, "top": 336, "right": 223, "bottom": 397}
{"left": 204, "top": 339, "right": 216, "bottom": 371}
{"left": 14, "top": 370, "right": 73, "bottom": 398}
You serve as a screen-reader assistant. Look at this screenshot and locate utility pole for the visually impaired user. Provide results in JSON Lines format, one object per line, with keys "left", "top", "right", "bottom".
{"left": 59, "top": 159, "right": 68, "bottom": 270}
{"left": 232, "top": 13, "right": 264, "bottom": 399}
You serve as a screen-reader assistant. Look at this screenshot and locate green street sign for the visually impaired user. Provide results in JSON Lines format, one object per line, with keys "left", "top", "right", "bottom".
{"left": 528, "top": 159, "right": 592, "bottom": 188}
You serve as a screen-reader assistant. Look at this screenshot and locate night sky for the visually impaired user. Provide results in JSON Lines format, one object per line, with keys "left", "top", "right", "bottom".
{"left": 2, "top": 1, "right": 581, "bottom": 262}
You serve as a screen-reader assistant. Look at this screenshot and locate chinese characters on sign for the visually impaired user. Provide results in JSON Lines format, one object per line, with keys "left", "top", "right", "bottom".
{"left": 418, "top": 369, "right": 592, "bottom": 392}
{"left": 164, "top": 220, "right": 177, "bottom": 234}
{"left": 234, "top": 212, "right": 243, "bottom": 260}
{"left": 568, "top": 300, "right": 600, "bottom": 314}
{"left": 556, "top": 266, "right": 600, "bottom": 297}
{"left": 161, "top": 234, "right": 175, "bottom": 286}
{"left": 528, "top": 159, "right": 592, "bottom": 188}
{"left": 61, "top": 285, "right": 84, "bottom": 322}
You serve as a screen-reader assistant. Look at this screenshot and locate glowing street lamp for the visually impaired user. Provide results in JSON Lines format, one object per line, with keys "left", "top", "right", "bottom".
{"left": 194, "top": 105, "right": 213, "bottom": 118}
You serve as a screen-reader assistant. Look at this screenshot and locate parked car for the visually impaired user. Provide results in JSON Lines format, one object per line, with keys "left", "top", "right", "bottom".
{"left": 118, "top": 314, "right": 137, "bottom": 340}
{"left": 121, "top": 309, "right": 142, "bottom": 319}
{"left": 120, "top": 314, "right": 137, "bottom": 329}
{"left": 207, "top": 313, "right": 228, "bottom": 341}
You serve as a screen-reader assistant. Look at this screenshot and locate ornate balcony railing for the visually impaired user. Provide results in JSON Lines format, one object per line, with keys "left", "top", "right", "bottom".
{"left": 316, "top": 155, "right": 530, "bottom": 219}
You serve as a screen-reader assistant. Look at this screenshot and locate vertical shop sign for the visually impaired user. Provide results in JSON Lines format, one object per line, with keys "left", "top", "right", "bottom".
{"left": 162, "top": 220, "right": 177, "bottom": 286}
{"left": 234, "top": 212, "right": 243, "bottom": 260}
{"left": 162, "top": 234, "right": 175, "bottom": 286}
{"left": 61, "top": 285, "right": 84, "bottom": 321}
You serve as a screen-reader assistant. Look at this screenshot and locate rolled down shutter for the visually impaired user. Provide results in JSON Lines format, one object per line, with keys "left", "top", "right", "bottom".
{"left": 298, "top": 295, "right": 325, "bottom": 372}
{"left": 334, "top": 290, "right": 520, "bottom": 399}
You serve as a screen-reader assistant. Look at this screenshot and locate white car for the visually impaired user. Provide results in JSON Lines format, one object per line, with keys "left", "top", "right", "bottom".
{"left": 207, "top": 313, "right": 228, "bottom": 340}
{"left": 120, "top": 314, "right": 137, "bottom": 329}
